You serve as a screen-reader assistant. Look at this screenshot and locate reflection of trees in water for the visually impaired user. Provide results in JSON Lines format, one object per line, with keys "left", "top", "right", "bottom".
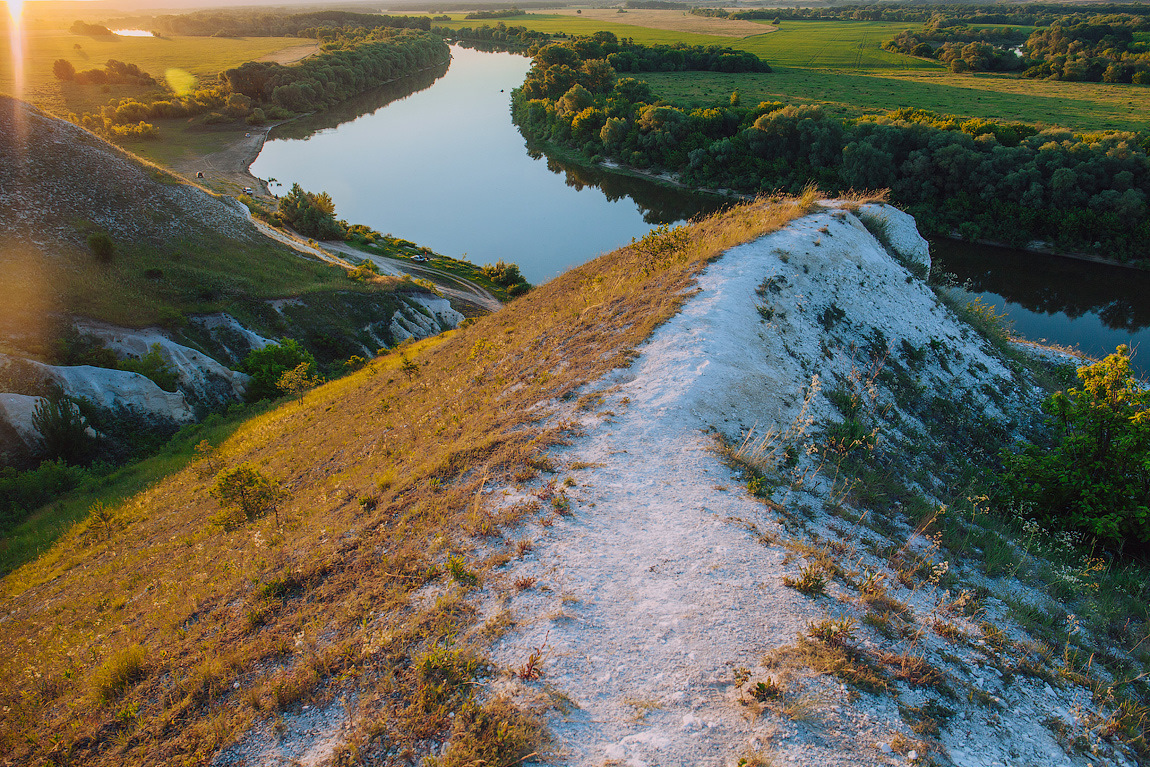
{"left": 526, "top": 143, "right": 728, "bottom": 225}
{"left": 268, "top": 60, "right": 451, "bottom": 142}
{"left": 932, "top": 240, "right": 1150, "bottom": 332}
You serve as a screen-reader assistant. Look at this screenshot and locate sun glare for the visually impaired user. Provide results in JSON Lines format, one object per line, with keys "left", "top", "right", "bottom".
{"left": 6, "top": 0, "right": 24, "bottom": 23}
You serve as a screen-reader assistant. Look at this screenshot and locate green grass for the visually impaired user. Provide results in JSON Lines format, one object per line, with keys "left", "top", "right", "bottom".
{"left": 0, "top": 404, "right": 267, "bottom": 574}
{"left": 445, "top": 14, "right": 1150, "bottom": 132}
{"left": 639, "top": 68, "right": 1150, "bottom": 132}
{"left": 1, "top": 27, "right": 306, "bottom": 117}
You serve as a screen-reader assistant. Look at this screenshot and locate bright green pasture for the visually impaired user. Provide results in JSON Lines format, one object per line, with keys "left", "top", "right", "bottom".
{"left": 442, "top": 15, "right": 935, "bottom": 72}
{"left": 639, "top": 68, "right": 1150, "bottom": 132}
{"left": 732, "top": 20, "right": 938, "bottom": 71}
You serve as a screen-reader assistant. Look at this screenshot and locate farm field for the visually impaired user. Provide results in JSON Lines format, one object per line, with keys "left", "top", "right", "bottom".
{"left": 440, "top": 15, "right": 935, "bottom": 71}
{"left": 640, "top": 68, "right": 1150, "bottom": 133}
{"left": 443, "top": 12, "right": 1150, "bottom": 132}
{"left": 0, "top": 27, "right": 308, "bottom": 117}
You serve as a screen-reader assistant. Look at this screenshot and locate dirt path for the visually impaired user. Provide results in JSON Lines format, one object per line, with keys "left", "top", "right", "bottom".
{"left": 321, "top": 241, "right": 503, "bottom": 314}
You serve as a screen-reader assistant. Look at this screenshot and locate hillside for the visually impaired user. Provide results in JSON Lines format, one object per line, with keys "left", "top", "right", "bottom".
{"left": 0, "top": 95, "right": 418, "bottom": 350}
{"left": 0, "top": 96, "right": 471, "bottom": 473}
{"left": 1, "top": 197, "right": 1146, "bottom": 767}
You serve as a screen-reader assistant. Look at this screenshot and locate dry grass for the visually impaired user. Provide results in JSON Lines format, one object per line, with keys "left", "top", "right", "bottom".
{"left": 0, "top": 195, "right": 815, "bottom": 764}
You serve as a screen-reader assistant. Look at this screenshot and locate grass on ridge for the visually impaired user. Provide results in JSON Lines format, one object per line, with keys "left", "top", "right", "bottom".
{"left": 0, "top": 194, "right": 819, "bottom": 765}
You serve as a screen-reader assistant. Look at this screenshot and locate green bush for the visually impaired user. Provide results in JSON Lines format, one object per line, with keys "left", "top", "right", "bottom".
{"left": 0, "top": 460, "right": 90, "bottom": 533}
{"left": 999, "top": 346, "right": 1150, "bottom": 555}
{"left": 32, "top": 389, "right": 95, "bottom": 464}
{"left": 87, "top": 232, "right": 115, "bottom": 263}
{"left": 119, "top": 343, "right": 179, "bottom": 392}
{"left": 240, "top": 339, "right": 316, "bottom": 402}
{"left": 210, "top": 463, "right": 288, "bottom": 527}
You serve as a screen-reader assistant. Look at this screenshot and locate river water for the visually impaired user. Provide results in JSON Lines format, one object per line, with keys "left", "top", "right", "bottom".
{"left": 251, "top": 45, "right": 1150, "bottom": 376}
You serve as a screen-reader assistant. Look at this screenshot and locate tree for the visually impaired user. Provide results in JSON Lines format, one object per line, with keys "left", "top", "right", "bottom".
{"left": 999, "top": 346, "right": 1150, "bottom": 555}
{"left": 211, "top": 464, "right": 289, "bottom": 527}
{"left": 241, "top": 339, "right": 317, "bottom": 402}
{"left": 53, "top": 59, "right": 76, "bottom": 81}
{"left": 277, "top": 361, "right": 322, "bottom": 405}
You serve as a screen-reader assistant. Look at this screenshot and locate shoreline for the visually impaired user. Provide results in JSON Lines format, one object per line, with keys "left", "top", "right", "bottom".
{"left": 544, "top": 141, "right": 1149, "bottom": 272}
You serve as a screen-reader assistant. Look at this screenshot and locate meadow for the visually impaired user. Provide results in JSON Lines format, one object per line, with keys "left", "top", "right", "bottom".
{"left": 443, "top": 12, "right": 1150, "bottom": 132}
{"left": 0, "top": 26, "right": 306, "bottom": 117}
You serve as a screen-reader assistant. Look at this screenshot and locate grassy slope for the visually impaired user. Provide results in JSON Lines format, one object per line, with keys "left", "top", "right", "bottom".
{"left": 0, "top": 98, "right": 405, "bottom": 356}
{"left": 0, "top": 196, "right": 816, "bottom": 766}
{"left": 443, "top": 14, "right": 1150, "bottom": 132}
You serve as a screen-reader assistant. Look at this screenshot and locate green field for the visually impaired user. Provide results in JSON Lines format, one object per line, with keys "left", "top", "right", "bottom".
{"left": 445, "top": 14, "right": 1150, "bottom": 132}
{"left": 0, "top": 28, "right": 306, "bottom": 117}
{"left": 639, "top": 68, "right": 1150, "bottom": 133}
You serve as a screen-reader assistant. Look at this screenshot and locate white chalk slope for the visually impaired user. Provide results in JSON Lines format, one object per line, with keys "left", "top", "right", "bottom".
{"left": 483, "top": 206, "right": 1128, "bottom": 767}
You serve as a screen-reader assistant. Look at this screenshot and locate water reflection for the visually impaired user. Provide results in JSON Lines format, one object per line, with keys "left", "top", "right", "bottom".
{"left": 268, "top": 59, "right": 451, "bottom": 143}
{"left": 932, "top": 239, "right": 1150, "bottom": 373}
{"left": 529, "top": 146, "right": 728, "bottom": 225}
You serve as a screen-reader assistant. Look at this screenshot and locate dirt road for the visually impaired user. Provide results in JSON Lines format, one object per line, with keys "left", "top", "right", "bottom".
{"left": 322, "top": 241, "right": 503, "bottom": 314}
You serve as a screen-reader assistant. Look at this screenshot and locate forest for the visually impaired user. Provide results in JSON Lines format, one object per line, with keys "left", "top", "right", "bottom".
{"left": 511, "top": 35, "right": 1150, "bottom": 262}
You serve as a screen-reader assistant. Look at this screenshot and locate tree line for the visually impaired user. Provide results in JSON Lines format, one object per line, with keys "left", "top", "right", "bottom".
{"left": 511, "top": 35, "right": 1150, "bottom": 263}
{"left": 67, "top": 29, "right": 448, "bottom": 140}
{"left": 694, "top": 3, "right": 1150, "bottom": 26}
{"left": 883, "top": 10, "right": 1150, "bottom": 82}
{"left": 101, "top": 9, "right": 431, "bottom": 38}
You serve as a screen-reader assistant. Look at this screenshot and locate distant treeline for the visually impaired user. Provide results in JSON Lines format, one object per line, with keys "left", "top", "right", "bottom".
{"left": 693, "top": 3, "right": 1150, "bottom": 25}
{"left": 436, "top": 21, "right": 553, "bottom": 47}
{"left": 512, "top": 35, "right": 1150, "bottom": 262}
{"left": 70, "top": 20, "right": 113, "bottom": 36}
{"left": 70, "top": 30, "right": 448, "bottom": 140}
{"left": 464, "top": 8, "right": 526, "bottom": 20}
{"left": 103, "top": 10, "right": 431, "bottom": 38}
{"left": 625, "top": 1, "right": 692, "bottom": 9}
{"left": 222, "top": 30, "right": 449, "bottom": 111}
{"left": 519, "top": 32, "right": 769, "bottom": 100}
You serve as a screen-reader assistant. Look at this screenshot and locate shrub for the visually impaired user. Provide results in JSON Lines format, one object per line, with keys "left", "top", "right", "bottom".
{"left": 241, "top": 339, "right": 316, "bottom": 402}
{"left": 87, "top": 232, "right": 115, "bottom": 262}
{"left": 210, "top": 463, "right": 289, "bottom": 527}
{"left": 119, "top": 343, "right": 179, "bottom": 392}
{"left": 92, "top": 644, "right": 148, "bottom": 702}
{"left": 53, "top": 59, "right": 76, "bottom": 81}
{"left": 999, "top": 346, "right": 1150, "bottom": 555}
{"left": 32, "top": 389, "right": 95, "bottom": 464}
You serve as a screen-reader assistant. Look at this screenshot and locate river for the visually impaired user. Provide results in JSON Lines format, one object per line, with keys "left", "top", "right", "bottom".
{"left": 251, "top": 45, "right": 1150, "bottom": 376}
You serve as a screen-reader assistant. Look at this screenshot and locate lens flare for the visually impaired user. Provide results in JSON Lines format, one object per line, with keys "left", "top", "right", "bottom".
{"left": 6, "top": 0, "right": 26, "bottom": 120}
{"left": 6, "top": 0, "right": 24, "bottom": 96}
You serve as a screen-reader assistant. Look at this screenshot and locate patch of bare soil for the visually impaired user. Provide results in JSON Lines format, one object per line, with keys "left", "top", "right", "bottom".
{"left": 172, "top": 128, "right": 272, "bottom": 198}
{"left": 548, "top": 9, "right": 775, "bottom": 38}
{"left": 257, "top": 42, "right": 320, "bottom": 65}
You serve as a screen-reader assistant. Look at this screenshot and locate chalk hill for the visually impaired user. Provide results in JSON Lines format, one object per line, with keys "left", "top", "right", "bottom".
{"left": 0, "top": 198, "right": 1142, "bottom": 767}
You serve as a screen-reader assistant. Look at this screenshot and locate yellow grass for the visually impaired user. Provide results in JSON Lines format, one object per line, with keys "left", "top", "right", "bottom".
{"left": 0, "top": 195, "right": 816, "bottom": 765}
{"left": 0, "top": 27, "right": 306, "bottom": 118}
